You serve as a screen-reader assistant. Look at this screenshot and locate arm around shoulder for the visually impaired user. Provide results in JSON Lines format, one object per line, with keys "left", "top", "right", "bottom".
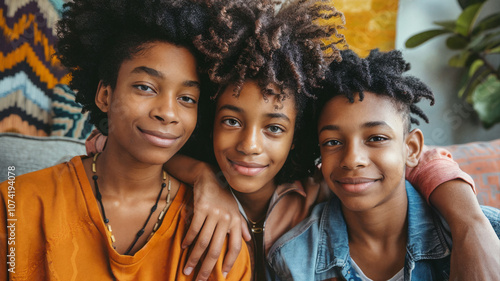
{"left": 406, "top": 145, "right": 475, "bottom": 202}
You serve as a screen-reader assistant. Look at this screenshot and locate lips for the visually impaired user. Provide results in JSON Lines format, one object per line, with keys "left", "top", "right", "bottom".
{"left": 139, "top": 127, "right": 180, "bottom": 148}
{"left": 228, "top": 159, "right": 268, "bottom": 177}
{"left": 335, "top": 177, "right": 378, "bottom": 193}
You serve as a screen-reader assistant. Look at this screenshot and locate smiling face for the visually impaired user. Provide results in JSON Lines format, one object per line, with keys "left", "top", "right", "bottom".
{"left": 213, "top": 80, "right": 297, "bottom": 196}
{"left": 317, "top": 92, "right": 422, "bottom": 212}
{"left": 96, "top": 41, "right": 200, "bottom": 165}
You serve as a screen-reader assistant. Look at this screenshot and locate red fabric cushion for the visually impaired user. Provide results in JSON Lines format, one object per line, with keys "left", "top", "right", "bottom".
{"left": 443, "top": 139, "right": 500, "bottom": 208}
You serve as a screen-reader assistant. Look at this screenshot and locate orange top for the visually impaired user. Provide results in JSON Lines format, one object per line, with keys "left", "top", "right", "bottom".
{"left": 0, "top": 156, "right": 251, "bottom": 281}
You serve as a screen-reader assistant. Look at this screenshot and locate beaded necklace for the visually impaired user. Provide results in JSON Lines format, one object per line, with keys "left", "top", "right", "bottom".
{"left": 91, "top": 152, "right": 172, "bottom": 255}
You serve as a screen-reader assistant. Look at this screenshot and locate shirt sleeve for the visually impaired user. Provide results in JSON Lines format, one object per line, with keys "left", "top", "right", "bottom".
{"left": 405, "top": 145, "right": 476, "bottom": 203}
{"left": 85, "top": 129, "right": 107, "bottom": 156}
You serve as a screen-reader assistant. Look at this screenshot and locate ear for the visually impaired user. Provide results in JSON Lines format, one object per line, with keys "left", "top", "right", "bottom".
{"left": 405, "top": 128, "right": 424, "bottom": 168}
{"left": 95, "top": 81, "right": 112, "bottom": 113}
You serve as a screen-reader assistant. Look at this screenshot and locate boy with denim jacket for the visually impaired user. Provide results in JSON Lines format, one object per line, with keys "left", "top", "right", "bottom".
{"left": 267, "top": 49, "right": 500, "bottom": 281}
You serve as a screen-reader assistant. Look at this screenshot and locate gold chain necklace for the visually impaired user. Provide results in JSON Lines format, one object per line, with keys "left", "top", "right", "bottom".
{"left": 91, "top": 152, "right": 172, "bottom": 254}
{"left": 248, "top": 216, "right": 265, "bottom": 234}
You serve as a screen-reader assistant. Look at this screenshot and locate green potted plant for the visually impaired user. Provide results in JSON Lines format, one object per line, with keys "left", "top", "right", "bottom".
{"left": 405, "top": 0, "right": 500, "bottom": 128}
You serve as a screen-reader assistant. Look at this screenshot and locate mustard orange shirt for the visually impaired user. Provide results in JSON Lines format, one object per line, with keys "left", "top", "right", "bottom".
{"left": 0, "top": 156, "right": 251, "bottom": 281}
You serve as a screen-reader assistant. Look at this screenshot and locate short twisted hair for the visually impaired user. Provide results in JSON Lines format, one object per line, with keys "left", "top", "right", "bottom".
{"left": 56, "top": 0, "right": 210, "bottom": 134}
{"left": 315, "top": 49, "right": 435, "bottom": 131}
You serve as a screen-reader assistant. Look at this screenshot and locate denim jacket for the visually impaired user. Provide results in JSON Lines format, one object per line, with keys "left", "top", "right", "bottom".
{"left": 267, "top": 181, "right": 500, "bottom": 281}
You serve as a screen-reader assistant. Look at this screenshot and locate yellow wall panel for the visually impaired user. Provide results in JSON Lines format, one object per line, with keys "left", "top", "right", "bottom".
{"left": 334, "top": 0, "right": 398, "bottom": 57}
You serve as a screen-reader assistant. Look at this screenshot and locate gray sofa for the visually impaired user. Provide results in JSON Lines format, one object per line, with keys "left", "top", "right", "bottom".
{"left": 0, "top": 132, "right": 86, "bottom": 182}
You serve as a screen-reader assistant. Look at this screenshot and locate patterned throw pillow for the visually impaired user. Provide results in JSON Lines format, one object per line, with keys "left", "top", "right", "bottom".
{"left": 50, "top": 84, "right": 94, "bottom": 139}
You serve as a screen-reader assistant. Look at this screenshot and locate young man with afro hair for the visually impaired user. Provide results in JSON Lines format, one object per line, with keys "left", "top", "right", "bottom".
{"left": 0, "top": 0, "right": 253, "bottom": 280}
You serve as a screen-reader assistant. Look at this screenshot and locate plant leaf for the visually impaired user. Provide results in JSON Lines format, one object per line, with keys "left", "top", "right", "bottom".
{"left": 456, "top": 3, "right": 484, "bottom": 36}
{"left": 472, "top": 74, "right": 500, "bottom": 128}
{"left": 469, "top": 59, "right": 485, "bottom": 77}
{"left": 472, "top": 13, "right": 500, "bottom": 36}
{"left": 458, "top": 0, "right": 486, "bottom": 10}
{"left": 469, "top": 30, "right": 500, "bottom": 52}
{"left": 446, "top": 35, "right": 469, "bottom": 49}
{"left": 458, "top": 61, "right": 490, "bottom": 99}
{"left": 488, "top": 45, "right": 500, "bottom": 54}
{"left": 405, "top": 30, "right": 451, "bottom": 48}
{"left": 434, "top": 20, "right": 457, "bottom": 31}
{"left": 449, "top": 52, "right": 471, "bottom": 67}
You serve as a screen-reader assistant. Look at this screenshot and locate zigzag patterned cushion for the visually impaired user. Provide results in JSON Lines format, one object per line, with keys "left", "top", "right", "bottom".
{"left": 0, "top": 0, "right": 70, "bottom": 136}
{"left": 50, "top": 84, "right": 93, "bottom": 139}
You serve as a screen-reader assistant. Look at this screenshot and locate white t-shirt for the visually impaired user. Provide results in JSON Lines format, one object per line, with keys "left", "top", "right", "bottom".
{"left": 350, "top": 258, "right": 404, "bottom": 281}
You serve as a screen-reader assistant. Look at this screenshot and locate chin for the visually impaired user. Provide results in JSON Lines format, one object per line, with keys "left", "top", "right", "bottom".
{"left": 227, "top": 179, "right": 261, "bottom": 194}
{"left": 140, "top": 150, "right": 177, "bottom": 166}
{"left": 338, "top": 197, "right": 377, "bottom": 213}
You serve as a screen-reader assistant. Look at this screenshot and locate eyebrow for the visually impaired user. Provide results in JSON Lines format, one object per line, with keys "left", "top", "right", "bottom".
{"left": 132, "top": 66, "right": 164, "bottom": 78}
{"left": 218, "top": 104, "right": 291, "bottom": 122}
{"left": 267, "top": 112, "right": 291, "bottom": 122}
{"left": 131, "top": 66, "right": 200, "bottom": 89}
{"left": 362, "top": 121, "right": 390, "bottom": 128}
{"left": 319, "top": 121, "right": 390, "bottom": 133}
{"left": 218, "top": 104, "right": 242, "bottom": 113}
{"left": 183, "top": 80, "right": 201, "bottom": 89}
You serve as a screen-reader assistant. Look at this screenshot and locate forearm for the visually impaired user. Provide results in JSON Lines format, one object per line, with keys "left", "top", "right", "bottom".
{"left": 432, "top": 181, "right": 500, "bottom": 281}
{"left": 164, "top": 154, "right": 216, "bottom": 186}
{"left": 429, "top": 179, "right": 488, "bottom": 234}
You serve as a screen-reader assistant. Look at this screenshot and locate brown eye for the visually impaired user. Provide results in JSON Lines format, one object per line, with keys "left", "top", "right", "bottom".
{"left": 179, "top": 96, "right": 197, "bottom": 104}
{"left": 368, "top": 136, "right": 388, "bottom": 142}
{"left": 134, "top": 84, "right": 154, "bottom": 92}
{"left": 223, "top": 118, "right": 240, "bottom": 127}
{"left": 323, "top": 140, "right": 341, "bottom": 147}
{"left": 267, "top": 125, "right": 284, "bottom": 134}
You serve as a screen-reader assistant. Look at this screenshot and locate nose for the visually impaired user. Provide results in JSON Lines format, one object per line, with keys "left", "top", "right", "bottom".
{"left": 340, "top": 142, "right": 368, "bottom": 170}
{"left": 151, "top": 93, "right": 179, "bottom": 124}
{"left": 236, "top": 126, "right": 263, "bottom": 155}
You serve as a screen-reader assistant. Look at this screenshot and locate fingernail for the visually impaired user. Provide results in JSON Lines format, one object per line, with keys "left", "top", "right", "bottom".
{"left": 181, "top": 244, "right": 187, "bottom": 249}
{"left": 223, "top": 272, "right": 228, "bottom": 278}
{"left": 184, "top": 267, "right": 193, "bottom": 275}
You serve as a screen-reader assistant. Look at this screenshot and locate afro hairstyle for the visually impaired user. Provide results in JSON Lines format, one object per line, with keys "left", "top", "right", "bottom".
{"left": 56, "top": 0, "right": 211, "bottom": 135}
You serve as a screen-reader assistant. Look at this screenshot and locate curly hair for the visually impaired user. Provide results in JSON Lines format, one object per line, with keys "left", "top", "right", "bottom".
{"left": 315, "top": 49, "right": 435, "bottom": 131}
{"left": 184, "top": 0, "right": 346, "bottom": 185}
{"left": 196, "top": 0, "right": 345, "bottom": 100}
{"left": 55, "top": 0, "right": 210, "bottom": 135}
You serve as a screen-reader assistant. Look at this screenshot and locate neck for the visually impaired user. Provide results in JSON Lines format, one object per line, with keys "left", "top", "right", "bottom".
{"left": 342, "top": 183, "right": 408, "bottom": 245}
{"left": 94, "top": 146, "right": 165, "bottom": 197}
{"left": 232, "top": 181, "right": 276, "bottom": 222}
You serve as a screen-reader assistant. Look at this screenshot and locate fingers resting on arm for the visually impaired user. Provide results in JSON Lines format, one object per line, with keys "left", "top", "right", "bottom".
{"left": 164, "top": 154, "right": 250, "bottom": 280}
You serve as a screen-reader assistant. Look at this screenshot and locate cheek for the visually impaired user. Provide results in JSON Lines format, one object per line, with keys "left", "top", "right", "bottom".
{"left": 320, "top": 153, "right": 336, "bottom": 178}
{"left": 275, "top": 143, "right": 292, "bottom": 164}
{"left": 267, "top": 135, "right": 294, "bottom": 163}
{"left": 182, "top": 109, "right": 198, "bottom": 133}
{"left": 212, "top": 128, "right": 232, "bottom": 154}
{"left": 109, "top": 99, "right": 132, "bottom": 120}
{"left": 375, "top": 149, "right": 405, "bottom": 175}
